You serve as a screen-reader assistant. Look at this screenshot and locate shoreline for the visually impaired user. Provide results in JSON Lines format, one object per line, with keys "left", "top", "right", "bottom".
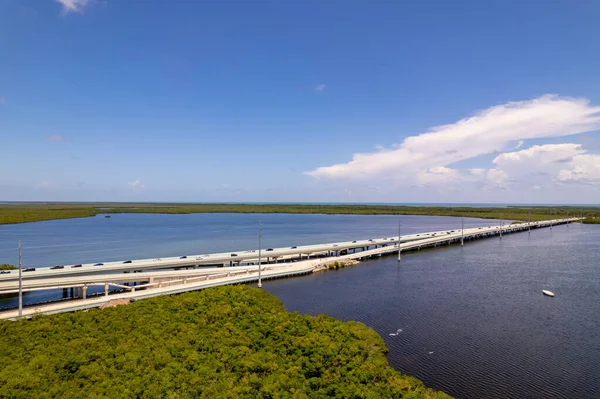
{"left": 1, "top": 202, "right": 598, "bottom": 225}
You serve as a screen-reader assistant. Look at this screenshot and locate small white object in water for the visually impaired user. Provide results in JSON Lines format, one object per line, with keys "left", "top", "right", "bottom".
{"left": 389, "top": 328, "right": 403, "bottom": 336}
{"left": 542, "top": 290, "right": 555, "bottom": 297}
{"left": 428, "top": 351, "right": 434, "bottom": 355}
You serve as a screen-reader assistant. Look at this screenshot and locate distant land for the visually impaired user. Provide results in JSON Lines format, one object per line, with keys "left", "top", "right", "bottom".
{"left": 0, "top": 202, "right": 598, "bottom": 225}
{"left": 1, "top": 201, "right": 599, "bottom": 207}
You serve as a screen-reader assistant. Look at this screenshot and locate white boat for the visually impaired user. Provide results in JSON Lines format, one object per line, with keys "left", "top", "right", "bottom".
{"left": 542, "top": 290, "right": 555, "bottom": 297}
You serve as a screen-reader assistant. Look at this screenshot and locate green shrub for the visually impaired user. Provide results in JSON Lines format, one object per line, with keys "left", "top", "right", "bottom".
{"left": 0, "top": 286, "right": 451, "bottom": 398}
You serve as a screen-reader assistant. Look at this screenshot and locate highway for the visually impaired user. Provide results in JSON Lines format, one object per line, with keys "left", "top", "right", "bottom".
{"left": 0, "top": 218, "right": 580, "bottom": 320}
{"left": 0, "top": 229, "right": 460, "bottom": 281}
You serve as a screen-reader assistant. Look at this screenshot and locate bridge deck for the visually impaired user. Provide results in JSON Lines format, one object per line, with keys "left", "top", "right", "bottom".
{"left": 0, "top": 218, "right": 580, "bottom": 320}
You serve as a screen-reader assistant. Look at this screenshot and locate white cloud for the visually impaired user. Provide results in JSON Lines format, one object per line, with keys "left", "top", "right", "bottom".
{"left": 45, "top": 134, "right": 65, "bottom": 141}
{"left": 486, "top": 168, "right": 509, "bottom": 186}
{"left": 558, "top": 154, "right": 600, "bottom": 182}
{"left": 416, "top": 166, "right": 463, "bottom": 186}
{"left": 305, "top": 95, "right": 600, "bottom": 181}
{"left": 315, "top": 84, "right": 326, "bottom": 91}
{"left": 485, "top": 143, "right": 600, "bottom": 189}
{"left": 56, "top": 0, "right": 89, "bottom": 13}
{"left": 492, "top": 143, "right": 586, "bottom": 175}
{"left": 128, "top": 180, "right": 145, "bottom": 189}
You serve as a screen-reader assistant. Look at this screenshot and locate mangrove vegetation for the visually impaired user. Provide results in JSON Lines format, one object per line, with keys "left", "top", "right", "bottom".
{"left": 0, "top": 286, "right": 451, "bottom": 398}
{"left": 1, "top": 202, "right": 598, "bottom": 225}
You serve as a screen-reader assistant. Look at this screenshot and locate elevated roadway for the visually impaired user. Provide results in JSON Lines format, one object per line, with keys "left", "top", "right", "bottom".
{"left": 0, "top": 229, "right": 459, "bottom": 281}
{"left": 0, "top": 218, "right": 580, "bottom": 319}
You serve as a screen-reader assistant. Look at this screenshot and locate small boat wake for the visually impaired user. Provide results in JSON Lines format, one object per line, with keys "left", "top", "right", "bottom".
{"left": 389, "top": 328, "right": 402, "bottom": 336}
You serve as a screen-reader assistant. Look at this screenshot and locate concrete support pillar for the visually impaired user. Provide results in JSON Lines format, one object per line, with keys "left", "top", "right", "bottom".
{"left": 82, "top": 286, "right": 87, "bottom": 300}
{"left": 104, "top": 284, "right": 109, "bottom": 296}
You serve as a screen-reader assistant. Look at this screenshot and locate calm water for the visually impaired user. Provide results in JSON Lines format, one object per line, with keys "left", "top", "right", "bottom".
{"left": 0, "top": 213, "right": 493, "bottom": 267}
{"left": 1, "top": 214, "right": 598, "bottom": 398}
{"left": 265, "top": 223, "right": 600, "bottom": 399}
{"left": 0, "top": 213, "right": 493, "bottom": 307}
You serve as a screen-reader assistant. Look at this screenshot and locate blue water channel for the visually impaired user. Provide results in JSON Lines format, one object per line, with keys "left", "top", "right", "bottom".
{"left": 0, "top": 213, "right": 598, "bottom": 398}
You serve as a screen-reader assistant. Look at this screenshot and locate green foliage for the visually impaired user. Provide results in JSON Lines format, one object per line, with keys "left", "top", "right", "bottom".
{"left": 0, "top": 264, "right": 17, "bottom": 270}
{"left": 0, "top": 286, "right": 451, "bottom": 398}
{"left": 0, "top": 204, "right": 96, "bottom": 224}
{"left": 327, "top": 261, "right": 350, "bottom": 270}
{"left": 1, "top": 202, "right": 598, "bottom": 225}
{"left": 582, "top": 217, "right": 600, "bottom": 224}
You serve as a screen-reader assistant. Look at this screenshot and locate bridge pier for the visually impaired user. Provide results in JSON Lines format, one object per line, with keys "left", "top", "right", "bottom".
{"left": 82, "top": 285, "right": 87, "bottom": 300}
{"left": 104, "top": 284, "right": 109, "bottom": 296}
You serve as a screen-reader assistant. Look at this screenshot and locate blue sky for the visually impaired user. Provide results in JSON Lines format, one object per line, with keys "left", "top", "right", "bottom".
{"left": 1, "top": 0, "right": 600, "bottom": 204}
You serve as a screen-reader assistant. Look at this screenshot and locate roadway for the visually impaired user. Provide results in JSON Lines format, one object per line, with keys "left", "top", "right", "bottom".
{"left": 0, "top": 217, "right": 580, "bottom": 320}
{"left": 0, "top": 218, "right": 578, "bottom": 295}
{"left": 0, "top": 228, "right": 461, "bottom": 281}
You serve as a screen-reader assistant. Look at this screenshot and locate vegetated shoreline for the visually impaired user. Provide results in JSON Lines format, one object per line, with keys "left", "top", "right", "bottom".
{"left": 0, "top": 285, "right": 452, "bottom": 398}
{"left": 1, "top": 202, "right": 599, "bottom": 225}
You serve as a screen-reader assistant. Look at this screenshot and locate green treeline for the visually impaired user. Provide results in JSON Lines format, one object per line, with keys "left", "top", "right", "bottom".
{"left": 1, "top": 202, "right": 599, "bottom": 225}
{"left": 0, "top": 264, "right": 17, "bottom": 270}
{"left": 0, "top": 286, "right": 451, "bottom": 398}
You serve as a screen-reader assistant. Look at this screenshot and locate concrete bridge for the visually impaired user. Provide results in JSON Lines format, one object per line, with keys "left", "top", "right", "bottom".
{"left": 0, "top": 218, "right": 581, "bottom": 320}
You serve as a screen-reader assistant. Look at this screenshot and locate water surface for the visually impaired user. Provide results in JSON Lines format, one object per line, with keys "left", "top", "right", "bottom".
{"left": 1, "top": 214, "right": 598, "bottom": 398}
{"left": 265, "top": 223, "right": 600, "bottom": 399}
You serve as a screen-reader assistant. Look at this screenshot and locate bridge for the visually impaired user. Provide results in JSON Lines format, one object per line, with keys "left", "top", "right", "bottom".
{"left": 0, "top": 230, "right": 452, "bottom": 281}
{"left": 0, "top": 218, "right": 580, "bottom": 320}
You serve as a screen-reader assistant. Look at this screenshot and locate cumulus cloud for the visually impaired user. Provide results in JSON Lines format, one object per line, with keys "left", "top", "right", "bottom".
{"left": 45, "top": 134, "right": 65, "bottom": 141}
{"left": 127, "top": 180, "right": 145, "bottom": 189}
{"left": 305, "top": 95, "right": 600, "bottom": 181}
{"left": 315, "top": 84, "right": 326, "bottom": 91}
{"left": 56, "top": 0, "right": 89, "bottom": 13}
{"left": 493, "top": 144, "right": 586, "bottom": 171}
{"left": 558, "top": 154, "right": 600, "bottom": 182}
{"left": 416, "top": 166, "right": 463, "bottom": 186}
{"left": 484, "top": 143, "right": 600, "bottom": 189}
